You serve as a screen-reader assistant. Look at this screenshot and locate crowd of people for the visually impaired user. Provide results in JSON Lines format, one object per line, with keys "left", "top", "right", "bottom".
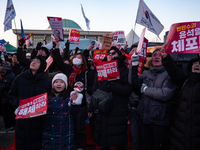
{"left": 0, "top": 36, "right": 200, "bottom": 150}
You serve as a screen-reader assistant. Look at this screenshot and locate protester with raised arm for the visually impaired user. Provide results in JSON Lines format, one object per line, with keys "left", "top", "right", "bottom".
{"left": 8, "top": 40, "right": 51, "bottom": 150}
{"left": 130, "top": 49, "right": 175, "bottom": 150}
{"left": 161, "top": 47, "right": 200, "bottom": 150}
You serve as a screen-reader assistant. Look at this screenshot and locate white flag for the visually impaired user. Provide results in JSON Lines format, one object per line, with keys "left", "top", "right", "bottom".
{"left": 81, "top": 4, "right": 90, "bottom": 30}
{"left": 4, "top": 0, "right": 16, "bottom": 32}
{"left": 135, "top": 0, "right": 164, "bottom": 36}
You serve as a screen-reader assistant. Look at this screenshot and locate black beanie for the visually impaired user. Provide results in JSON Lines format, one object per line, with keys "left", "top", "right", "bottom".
{"left": 36, "top": 55, "right": 47, "bottom": 74}
{"left": 108, "top": 46, "right": 122, "bottom": 56}
{"left": 40, "top": 47, "right": 49, "bottom": 57}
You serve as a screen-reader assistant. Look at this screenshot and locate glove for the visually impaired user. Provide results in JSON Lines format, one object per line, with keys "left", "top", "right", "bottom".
{"left": 18, "top": 38, "right": 25, "bottom": 46}
{"left": 75, "top": 47, "right": 79, "bottom": 54}
{"left": 131, "top": 53, "right": 139, "bottom": 66}
{"left": 23, "top": 44, "right": 27, "bottom": 50}
{"left": 65, "top": 40, "right": 70, "bottom": 49}
{"left": 69, "top": 91, "right": 83, "bottom": 106}
{"left": 52, "top": 41, "right": 56, "bottom": 48}
{"left": 36, "top": 42, "right": 43, "bottom": 50}
{"left": 141, "top": 83, "right": 148, "bottom": 93}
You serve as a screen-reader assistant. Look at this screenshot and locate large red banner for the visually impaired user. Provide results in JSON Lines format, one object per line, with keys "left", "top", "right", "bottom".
{"left": 93, "top": 49, "right": 108, "bottom": 66}
{"left": 68, "top": 29, "right": 80, "bottom": 44}
{"left": 15, "top": 93, "right": 47, "bottom": 119}
{"left": 165, "top": 22, "right": 200, "bottom": 53}
{"left": 96, "top": 60, "right": 120, "bottom": 81}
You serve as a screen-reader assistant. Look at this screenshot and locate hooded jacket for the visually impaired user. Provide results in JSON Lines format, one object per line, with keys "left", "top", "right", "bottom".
{"left": 8, "top": 67, "right": 51, "bottom": 150}
{"left": 131, "top": 63, "right": 175, "bottom": 126}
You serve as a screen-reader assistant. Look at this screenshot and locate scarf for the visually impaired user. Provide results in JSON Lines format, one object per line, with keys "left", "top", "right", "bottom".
{"left": 68, "top": 66, "right": 85, "bottom": 87}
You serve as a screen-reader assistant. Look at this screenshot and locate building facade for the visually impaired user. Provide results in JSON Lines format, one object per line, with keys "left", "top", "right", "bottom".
{"left": 12, "top": 19, "right": 112, "bottom": 48}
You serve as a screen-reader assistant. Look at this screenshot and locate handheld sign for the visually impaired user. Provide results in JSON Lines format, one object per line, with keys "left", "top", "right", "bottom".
{"left": 15, "top": 93, "right": 47, "bottom": 119}
{"left": 68, "top": 29, "right": 80, "bottom": 44}
{"left": 45, "top": 56, "right": 53, "bottom": 72}
{"left": 96, "top": 60, "right": 120, "bottom": 81}
{"left": 47, "top": 16, "right": 64, "bottom": 41}
{"left": 112, "top": 30, "right": 126, "bottom": 47}
{"left": 93, "top": 49, "right": 108, "bottom": 66}
{"left": 102, "top": 33, "right": 113, "bottom": 49}
{"left": 165, "top": 22, "right": 200, "bottom": 53}
{"left": 136, "top": 27, "right": 146, "bottom": 55}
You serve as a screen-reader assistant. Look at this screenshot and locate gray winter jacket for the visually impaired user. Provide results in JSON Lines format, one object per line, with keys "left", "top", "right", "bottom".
{"left": 131, "top": 65, "right": 175, "bottom": 126}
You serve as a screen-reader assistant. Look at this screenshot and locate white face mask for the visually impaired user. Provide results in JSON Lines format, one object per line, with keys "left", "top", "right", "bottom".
{"left": 73, "top": 58, "right": 82, "bottom": 65}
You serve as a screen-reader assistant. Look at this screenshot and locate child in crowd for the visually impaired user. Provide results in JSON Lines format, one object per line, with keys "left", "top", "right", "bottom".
{"left": 42, "top": 73, "right": 82, "bottom": 150}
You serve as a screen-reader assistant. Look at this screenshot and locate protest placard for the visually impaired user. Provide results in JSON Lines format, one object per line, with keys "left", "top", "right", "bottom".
{"left": 15, "top": 93, "right": 47, "bottom": 119}
{"left": 0, "top": 44, "right": 6, "bottom": 51}
{"left": 112, "top": 30, "right": 126, "bottom": 47}
{"left": 138, "top": 37, "right": 148, "bottom": 61}
{"left": 96, "top": 60, "right": 120, "bottom": 81}
{"left": 68, "top": 29, "right": 80, "bottom": 44}
{"left": 45, "top": 56, "right": 53, "bottom": 72}
{"left": 47, "top": 16, "right": 64, "bottom": 41}
{"left": 93, "top": 49, "right": 108, "bottom": 66}
{"left": 102, "top": 33, "right": 113, "bottom": 49}
{"left": 165, "top": 22, "right": 200, "bottom": 53}
{"left": 136, "top": 27, "right": 146, "bottom": 54}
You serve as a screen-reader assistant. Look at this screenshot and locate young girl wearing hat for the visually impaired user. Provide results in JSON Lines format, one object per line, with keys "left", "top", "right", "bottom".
{"left": 42, "top": 73, "right": 82, "bottom": 150}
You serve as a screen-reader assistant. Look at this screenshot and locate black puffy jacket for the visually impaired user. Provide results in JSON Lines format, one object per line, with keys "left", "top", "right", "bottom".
{"left": 162, "top": 54, "right": 200, "bottom": 150}
{"left": 8, "top": 68, "right": 52, "bottom": 150}
{"left": 92, "top": 55, "right": 132, "bottom": 147}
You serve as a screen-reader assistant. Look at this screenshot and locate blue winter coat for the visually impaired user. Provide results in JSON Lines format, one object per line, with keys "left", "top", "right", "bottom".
{"left": 42, "top": 96, "right": 80, "bottom": 150}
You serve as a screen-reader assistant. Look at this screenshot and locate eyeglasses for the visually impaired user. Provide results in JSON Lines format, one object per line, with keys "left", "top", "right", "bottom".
{"left": 107, "top": 52, "right": 116, "bottom": 55}
{"left": 31, "top": 59, "right": 40, "bottom": 64}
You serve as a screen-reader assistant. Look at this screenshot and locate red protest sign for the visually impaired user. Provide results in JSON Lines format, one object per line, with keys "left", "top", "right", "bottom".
{"left": 136, "top": 27, "right": 146, "bottom": 55}
{"left": 165, "top": 22, "right": 200, "bottom": 53}
{"left": 96, "top": 60, "right": 120, "bottom": 81}
{"left": 45, "top": 56, "right": 53, "bottom": 72}
{"left": 138, "top": 37, "right": 148, "bottom": 61}
{"left": 0, "top": 44, "right": 6, "bottom": 52}
{"left": 93, "top": 49, "right": 108, "bottom": 66}
{"left": 138, "top": 59, "right": 144, "bottom": 75}
{"left": 68, "top": 29, "right": 80, "bottom": 44}
{"left": 125, "top": 54, "right": 132, "bottom": 69}
{"left": 15, "top": 93, "right": 47, "bottom": 119}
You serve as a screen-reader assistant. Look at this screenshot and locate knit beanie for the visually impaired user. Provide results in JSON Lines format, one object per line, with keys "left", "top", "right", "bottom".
{"left": 52, "top": 73, "right": 68, "bottom": 88}
{"left": 35, "top": 55, "right": 47, "bottom": 74}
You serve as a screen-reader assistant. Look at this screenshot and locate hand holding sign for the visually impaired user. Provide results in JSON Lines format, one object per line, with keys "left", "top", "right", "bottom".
{"left": 160, "top": 47, "right": 168, "bottom": 58}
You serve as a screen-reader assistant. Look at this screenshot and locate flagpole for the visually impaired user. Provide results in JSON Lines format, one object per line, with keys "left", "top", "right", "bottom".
{"left": 14, "top": 18, "right": 19, "bottom": 47}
